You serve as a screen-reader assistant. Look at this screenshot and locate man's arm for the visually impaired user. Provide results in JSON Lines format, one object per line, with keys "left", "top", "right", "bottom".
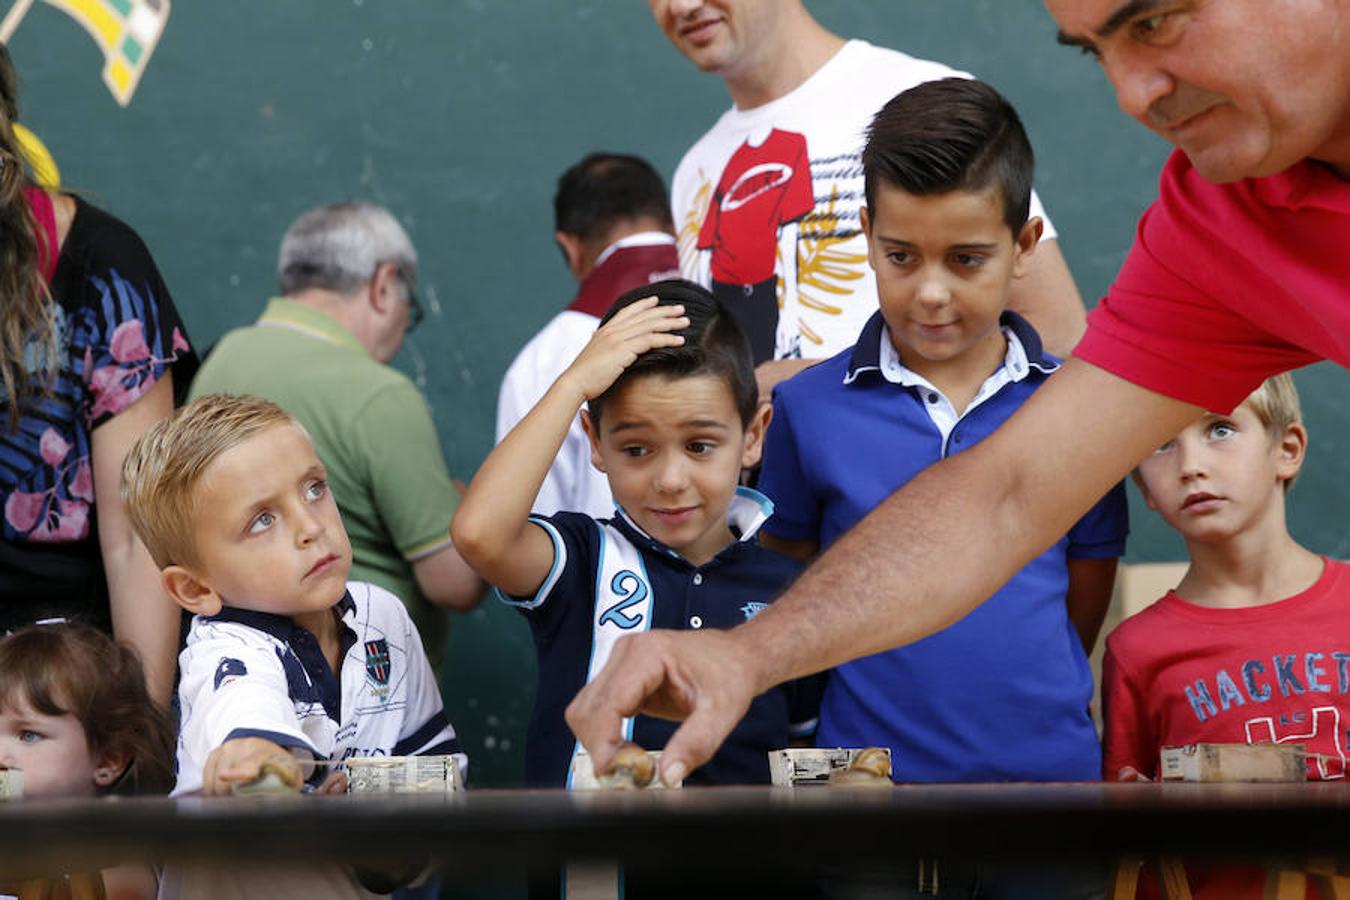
{"left": 1006, "top": 239, "right": 1087, "bottom": 358}
{"left": 567, "top": 358, "right": 1201, "bottom": 785}
{"left": 759, "top": 532, "right": 819, "bottom": 563}
{"left": 1065, "top": 557, "right": 1119, "bottom": 656}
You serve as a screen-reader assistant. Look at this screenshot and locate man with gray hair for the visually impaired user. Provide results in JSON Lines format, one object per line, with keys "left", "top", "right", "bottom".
{"left": 191, "top": 201, "right": 482, "bottom": 661}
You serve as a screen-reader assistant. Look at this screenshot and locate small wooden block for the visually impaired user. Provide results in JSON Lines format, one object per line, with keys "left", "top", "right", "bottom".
{"left": 0, "top": 766, "right": 23, "bottom": 801}
{"left": 345, "top": 755, "right": 463, "bottom": 794}
{"left": 768, "top": 747, "right": 893, "bottom": 787}
{"left": 1159, "top": 743, "right": 1305, "bottom": 782}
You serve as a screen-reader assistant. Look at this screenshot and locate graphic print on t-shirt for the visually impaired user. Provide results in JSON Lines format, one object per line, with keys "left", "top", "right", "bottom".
{"left": 1179, "top": 653, "right": 1349, "bottom": 780}
{"left": 1245, "top": 706, "right": 1346, "bottom": 779}
{"left": 679, "top": 133, "right": 869, "bottom": 362}
{"left": 695, "top": 129, "right": 814, "bottom": 362}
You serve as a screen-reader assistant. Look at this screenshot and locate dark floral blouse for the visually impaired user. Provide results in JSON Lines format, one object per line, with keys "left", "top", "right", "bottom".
{"left": 0, "top": 193, "right": 196, "bottom": 629}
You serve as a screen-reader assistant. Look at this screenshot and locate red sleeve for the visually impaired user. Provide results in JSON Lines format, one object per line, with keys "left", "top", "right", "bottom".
{"left": 782, "top": 132, "right": 815, "bottom": 224}
{"left": 1075, "top": 152, "right": 1320, "bottom": 414}
{"left": 1101, "top": 634, "right": 1158, "bottom": 780}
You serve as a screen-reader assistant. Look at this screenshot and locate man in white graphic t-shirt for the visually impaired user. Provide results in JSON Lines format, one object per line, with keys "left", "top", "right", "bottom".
{"left": 649, "top": 0, "right": 1088, "bottom": 396}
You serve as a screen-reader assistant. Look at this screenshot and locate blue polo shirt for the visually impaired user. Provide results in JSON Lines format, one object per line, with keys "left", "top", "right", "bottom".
{"left": 759, "top": 310, "right": 1128, "bottom": 783}
{"left": 501, "top": 489, "right": 820, "bottom": 788}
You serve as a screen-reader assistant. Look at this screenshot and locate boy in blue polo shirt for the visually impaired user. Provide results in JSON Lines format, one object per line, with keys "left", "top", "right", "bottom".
{"left": 758, "top": 78, "right": 1128, "bottom": 789}
{"left": 453, "top": 279, "right": 818, "bottom": 789}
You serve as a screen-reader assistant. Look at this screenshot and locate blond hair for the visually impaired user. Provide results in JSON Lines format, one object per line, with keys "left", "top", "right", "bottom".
{"left": 0, "top": 45, "right": 60, "bottom": 431}
{"left": 1243, "top": 373, "right": 1303, "bottom": 491}
{"left": 122, "top": 394, "right": 297, "bottom": 568}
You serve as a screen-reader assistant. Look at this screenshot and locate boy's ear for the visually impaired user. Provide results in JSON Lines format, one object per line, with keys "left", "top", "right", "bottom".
{"left": 1010, "top": 216, "right": 1044, "bottom": 279}
{"left": 859, "top": 205, "right": 878, "bottom": 272}
{"left": 580, "top": 410, "right": 607, "bottom": 474}
{"left": 161, "top": 565, "right": 223, "bottom": 617}
{"left": 1274, "top": 421, "right": 1308, "bottom": 484}
{"left": 1130, "top": 469, "right": 1159, "bottom": 512}
{"left": 740, "top": 402, "right": 774, "bottom": 470}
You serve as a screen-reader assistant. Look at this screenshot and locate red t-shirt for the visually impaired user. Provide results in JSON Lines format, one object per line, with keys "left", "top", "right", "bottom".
{"left": 1103, "top": 558, "right": 1350, "bottom": 899}
{"left": 697, "top": 128, "right": 814, "bottom": 285}
{"left": 1076, "top": 150, "right": 1350, "bottom": 413}
{"left": 1104, "top": 558, "right": 1350, "bottom": 780}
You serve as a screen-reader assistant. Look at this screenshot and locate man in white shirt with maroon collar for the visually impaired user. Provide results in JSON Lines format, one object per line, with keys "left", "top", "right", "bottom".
{"left": 496, "top": 153, "right": 681, "bottom": 518}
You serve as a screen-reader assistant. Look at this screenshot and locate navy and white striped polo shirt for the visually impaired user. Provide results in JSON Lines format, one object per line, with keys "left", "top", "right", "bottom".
{"left": 174, "top": 581, "right": 465, "bottom": 795}
{"left": 503, "top": 489, "right": 820, "bottom": 788}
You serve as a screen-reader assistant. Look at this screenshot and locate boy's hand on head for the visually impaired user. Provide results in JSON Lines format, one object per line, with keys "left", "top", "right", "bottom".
{"left": 203, "top": 737, "right": 304, "bottom": 796}
{"left": 562, "top": 296, "right": 688, "bottom": 401}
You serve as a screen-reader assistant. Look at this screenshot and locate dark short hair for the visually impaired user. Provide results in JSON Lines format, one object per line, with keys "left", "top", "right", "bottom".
{"left": 862, "top": 78, "right": 1034, "bottom": 232}
{"left": 587, "top": 279, "right": 758, "bottom": 428}
{"left": 554, "top": 153, "right": 673, "bottom": 242}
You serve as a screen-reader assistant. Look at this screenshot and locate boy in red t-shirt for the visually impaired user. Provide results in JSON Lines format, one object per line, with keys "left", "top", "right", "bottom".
{"left": 1103, "top": 373, "right": 1347, "bottom": 897}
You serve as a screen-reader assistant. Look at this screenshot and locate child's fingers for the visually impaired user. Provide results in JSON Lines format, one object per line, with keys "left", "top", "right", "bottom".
{"left": 214, "top": 762, "right": 264, "bottom": 784}
{"left": 316, "top": 771, "right": 349, "bottom": 794}
{"left": 601, "top": 312, "right": 689, "bottom": 351}
{"left": 602, "top": 301, "right": 687, "bottom": 337}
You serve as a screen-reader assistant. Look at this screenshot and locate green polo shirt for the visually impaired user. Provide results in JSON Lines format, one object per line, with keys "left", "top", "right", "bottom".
{"left": 190, "top": 298, "right": 460, "bottom": 656}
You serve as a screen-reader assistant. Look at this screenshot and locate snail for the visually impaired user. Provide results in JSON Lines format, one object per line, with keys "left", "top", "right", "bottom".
{"left": 233, "top": 756, "right": 304, "bottom": 796}
{"left": 828, "top": 747, "right": 892, "bottom": 787}
{"left": 598, "top": 743, "right": 657, "bottom": 790}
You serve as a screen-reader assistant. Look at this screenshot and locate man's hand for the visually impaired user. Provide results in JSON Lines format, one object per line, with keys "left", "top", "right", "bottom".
{"left": 566, "top": 628, "right": 760, "bottom": 787}
{"left": 202, "top": 737, "right": 303, "bottom": 796}
{"left": 753, "top": 358, "right": 819, "bottom": 407}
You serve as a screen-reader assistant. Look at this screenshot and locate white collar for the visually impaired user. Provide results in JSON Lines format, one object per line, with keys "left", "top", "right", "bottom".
{"left": 592, "top": 232, "right": 677, "bottom": 270}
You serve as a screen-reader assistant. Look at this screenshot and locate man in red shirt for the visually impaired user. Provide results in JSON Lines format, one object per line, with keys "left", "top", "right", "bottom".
{"left": 569, "top": 0, "right": 1350, "bottom": 790}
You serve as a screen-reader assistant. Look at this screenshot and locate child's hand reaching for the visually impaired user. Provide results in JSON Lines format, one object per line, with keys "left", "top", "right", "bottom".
{"left": 560, "top": 296, "right": 687, "bottom": 402}
{"left": 1115, "top": 765, "right": 1152, "bottom": 782}
{"left": 203, "top": 736, "right": 303, "bottom": 796}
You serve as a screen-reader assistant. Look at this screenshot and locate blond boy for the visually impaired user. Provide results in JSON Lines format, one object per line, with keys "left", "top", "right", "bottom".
{"left": 1105, "top": 373, "right": 1345, "bottom": 781}
{"left": 122, "top": 394, "right": 465, "bottom": 797}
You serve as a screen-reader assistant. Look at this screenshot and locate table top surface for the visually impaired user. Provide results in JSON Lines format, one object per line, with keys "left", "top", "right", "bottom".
{"left": 2, "top": 781, "right": 1348, "bottom": 876}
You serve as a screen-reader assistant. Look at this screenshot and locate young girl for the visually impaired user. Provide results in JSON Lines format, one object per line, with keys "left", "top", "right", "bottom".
{"left": 0, "top": 623, "right": 174, "bottom": 898}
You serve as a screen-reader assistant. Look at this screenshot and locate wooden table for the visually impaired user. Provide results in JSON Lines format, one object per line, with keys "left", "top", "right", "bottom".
{"left": 2, "top": 782, "right": 1347, "bottom": 894}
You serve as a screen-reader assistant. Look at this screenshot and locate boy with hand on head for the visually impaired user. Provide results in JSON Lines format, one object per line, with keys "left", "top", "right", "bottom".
{"left": 452, "top": 280, "right": 820, "bottom": 790}
{"left": 121, "top": 394, "right": 467, "bottom": 799}
{"left": 758, "top": 77, "right": 1128, "bottom": 791}
{"left": 1103, "top": 374, "right": 1338, "bottom": 897}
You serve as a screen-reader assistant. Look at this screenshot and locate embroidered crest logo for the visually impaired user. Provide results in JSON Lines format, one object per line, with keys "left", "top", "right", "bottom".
{"left": 364, "top": 639, "right": 391, "bottom": 687}
{"left": 741, "top": 602, "right": 768, "bottom": 622}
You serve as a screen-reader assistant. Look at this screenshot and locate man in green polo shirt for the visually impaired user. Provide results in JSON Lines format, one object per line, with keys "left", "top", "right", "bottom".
{"left": 191, "top": 201, "right": 482, "bottom": 660}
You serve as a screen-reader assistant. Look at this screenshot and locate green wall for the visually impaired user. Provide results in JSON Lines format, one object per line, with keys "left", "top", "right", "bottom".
{"left": 10, "top": 1, "right": 1346, "bottom": 788}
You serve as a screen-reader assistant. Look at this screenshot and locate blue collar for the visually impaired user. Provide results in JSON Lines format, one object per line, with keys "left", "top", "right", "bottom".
{"left": 206, "top": 591, "right": 358, "bottom": 722}
{"left": 612, "top": 487, "right": 775, "bottom": 566}
{"left": 843, "top": 309, "right": 1057, "bottom": 384}
{"left": 207, "top": 590, "right": 357, "bottom": 639}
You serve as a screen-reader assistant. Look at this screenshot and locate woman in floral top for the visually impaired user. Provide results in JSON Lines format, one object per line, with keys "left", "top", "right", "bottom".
{"left": 0, "top": 46, "right": 196, "bottom": 706}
